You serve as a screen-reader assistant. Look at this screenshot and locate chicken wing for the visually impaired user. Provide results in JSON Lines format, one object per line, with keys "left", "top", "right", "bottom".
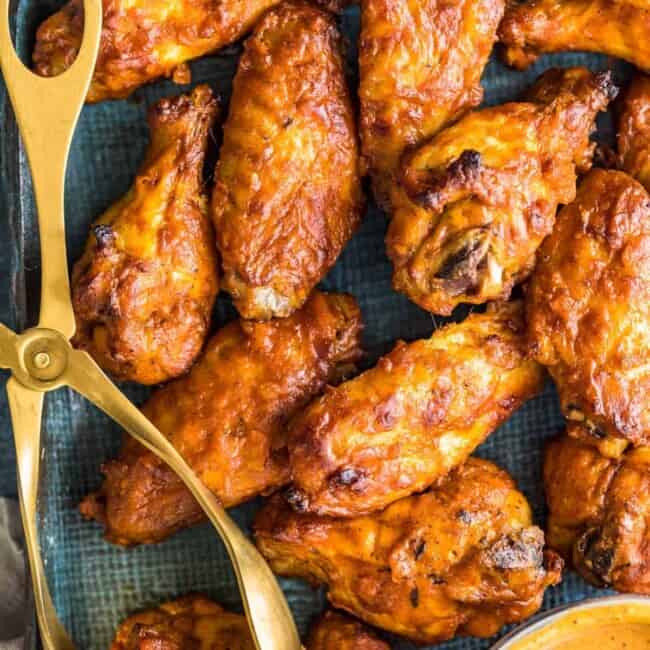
{"left": 110, "top": 595, "right": 255, "bottom": 650}
{"left": 33, "top": 0, "right": 283, "bottom": 103}
{"left": 211, "top": 1, "right": 363, "bottom": 320}
{"left": 358, "top": 0, "right": 505, "bottom": 208}
{"left": 386, "top": 67, "right": 615, "bottom": 315}
{"left": 111, "top": 596, "right": 387, "bottom": 649}
{"left": 71, "top": 86, "right": 219, "bottom": 385}
{"left": 79, "top": 291, "right": 363, "bottom": 545}
{"left": 287, "top": 300, "right": 544, "bottom": 517}
{"left": 545, "top": 428, "right": 650, "bottom": 594}
{"left": 306, "top": 611, "right": 389, "bottom": 650}
{"left": 499, "top": 0, "right": 650, "bottom": 72}
{"left": 255, "top": 458, "right": 563, "bottom": 644}
{"left": 619, "top": 74, "right": 650, "bottom": 192}
{"left": 527, "top": 169, "right": 650, "bottom": 445}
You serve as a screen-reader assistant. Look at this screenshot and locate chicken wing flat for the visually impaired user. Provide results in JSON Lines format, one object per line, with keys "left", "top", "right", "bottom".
{"left": 545, "top": 428, "right": 650, "bottom": 594}
{"left": 79, "top": 291, "right": 363, "bottom": 545}
{"left": 499, "top": 0, "right": 650, "bottom": 72}
{"left": 71, "top": 86, "right": 219, "bottom": 385}
{"left": 527, "top": 169, "right": 650, "bottom": 445}
{"left": 306, "top": 611, "right": 389, "bottom": 650}
{"left": 619, "top": 75, "right": 650, "bottom": 192}
{"left": 386, "top": 67, "right": 615, "bottom": 315}
{"left": 287, "top": 300, "right": 544, "bottom": 517}
{"left": 33, "top": 0, "right": 283, "bottom": 103}
{"left": 211, "top": 2, "right": 363, "bottom": 320}
{"left": 111, "top": 596, "right": 386, "bottom": 649}
{"left": 110, "top": 595, "right": 255, "bottom": 650}
{"left": 255, "top": 458, "right": 563, "bottom": 644}
{"left": 358, "top": 0, "right": 505, "bottom": 208}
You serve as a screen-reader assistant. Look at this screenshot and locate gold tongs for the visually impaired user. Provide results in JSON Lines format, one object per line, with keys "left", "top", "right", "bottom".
{"left": 0, "top": 2, "right": 300, "bottom": 649}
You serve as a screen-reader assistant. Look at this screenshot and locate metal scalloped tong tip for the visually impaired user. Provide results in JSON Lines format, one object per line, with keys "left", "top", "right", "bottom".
{"left": 0, "top": 2, "right": 300, "bottom": 648}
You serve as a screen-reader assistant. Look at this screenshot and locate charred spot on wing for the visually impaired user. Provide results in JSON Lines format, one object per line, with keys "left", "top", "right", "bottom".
{"left": 413, "top": 149, "right": 483, "bottom": 210}
{"left": 284, "top": 486, "right": 310, "bottom": 513}
{"left": 93, "top": 224, "right": 116, "bottom": 248}
{"left": 576, "top": 527, "right": 615, "bottom": 584}
{"left": 409, "top": 586, "right": 419, "bottom": 608}
{"left": 594, "top": 70, "right": 619, "bottom": 101}
{"left": 486, "top": 528, "right": 544, "bottom": 570}
{"left": 329, "top": 467, "right": 366, "bottom": 491}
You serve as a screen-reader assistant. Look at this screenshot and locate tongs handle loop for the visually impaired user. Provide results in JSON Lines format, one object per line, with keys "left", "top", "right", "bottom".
{"left": 0, "top": 0, "right": 102, "bottom": 338}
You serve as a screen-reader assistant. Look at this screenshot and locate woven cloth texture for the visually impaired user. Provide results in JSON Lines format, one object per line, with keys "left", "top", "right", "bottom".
{"left": 1, "top": 1, "right": 636, "bottom": 648}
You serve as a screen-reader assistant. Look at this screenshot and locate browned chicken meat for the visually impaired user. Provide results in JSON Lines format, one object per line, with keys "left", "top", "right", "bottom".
{"left": 255, "top": 458, "right": 563, "bottom": 644}
{"left": 358, "top": 0, "right": 505, "bottom": 208}
{"left": 499, "top": 0, "right": 650, "bottom": 72}
{"left": 33, "top": 0, "right": 284, "bottom": 103}
{"left": 306, "top": 611, "right": 389, "bottom": 650}
{"left": 71, "top": 86, "right": 219, "bottom": 385}
{"left": 79, "top": 291, "right": 363, "bottom": 545}
{"left": 527, "top": 169, "right": 650, "bottom": 445}
{"left": 287, "top": 300, "right": 544, "bottom": 517}
{"left": 111, "top": 596, "right": 387, "bottom": 649}
{"left": 211, "top": 1, "right": 363, "bottom": 320}
{"left": 619, "top": 74, "right": 650, "bottom": 192}
{"left": 386, "top": 67, "right": 615, "bottom": 315}
{"left": 110, "top": 595, "right": 255, "bottom": 650}
{"left": 545, "top": 427, "right": 650, "bottom": 594}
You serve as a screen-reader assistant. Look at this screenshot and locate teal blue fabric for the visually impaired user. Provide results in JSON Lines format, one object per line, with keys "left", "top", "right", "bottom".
{"left": 1, "top": 1, "right": 635, "bottom": 647}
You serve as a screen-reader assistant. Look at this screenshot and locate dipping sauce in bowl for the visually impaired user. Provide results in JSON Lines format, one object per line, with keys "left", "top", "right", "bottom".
{"left": 492, "top": 596, "right": 650, "bottom": 650}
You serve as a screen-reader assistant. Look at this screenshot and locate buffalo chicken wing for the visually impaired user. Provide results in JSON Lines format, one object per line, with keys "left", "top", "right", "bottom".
{"left": 358, "top": 0, "right": 505, "bottom": 208}
{"left": 71, "top": 86, "right": 219, "bottom": 385}
{"left": 211, "top": 1, "right": 364, "bottom": 320}
{"left": 527, "top": 169, "right": 650, "bottom": 445}
{"left": 545, "top": 428, "right": 650, "bottom": 594}
{"left": 287, "top": 300, "right": 545, "bottom": 517}
{"left": 79, "top": 291, "right": 363, "bottom": 545}
{"left": 255, "top": 458, "right": 563, "bottom": 644}
{"left": 386, "top": 67, "right": 615, "bottom": 315}
{"left": 499, "top": 0, "right": 650, "bottom": 72}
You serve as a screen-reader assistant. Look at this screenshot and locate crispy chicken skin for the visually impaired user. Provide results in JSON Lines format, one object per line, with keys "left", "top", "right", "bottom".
{"left": 306, "top": 611, "right": 389, "bottom": 650}
{"left": 386, "top": 67, "right": 615, "bottom": 315}
{"left": 619, "top": 75, "right": 650, "bottom": 192}
{"left": 33, "top": 0, "right": 282, "bottom": 103}
{"left": 358, "top": 0, "right": 505, "bottom": 208}
{"left": 110, "top": 595, "right": 255, "bottom": 650}
{"left": 71, "top": 86, "right": 219, "bottom": 385}
{"left": 79, "top": 292, "right": 363, "bottom": 545}
{"left": 255, "top": 458, "right": 563, "bottom": 644}
{"left": 545, "top": 428, "right": 650, "bottom": 594}
{"left": 527, "top": 169, "right": 650, "bottom": 445}
{"left": 211, "top": 2, "right": 363, "bottom": 320}
{"left": 111, "top": 596, "right": 386, "bottom": 649}
{"left": 287, "top": 301, "right": 545, "bottom": 517}
{"left": 499, "top": 0, "right": 650, "bottom": 72}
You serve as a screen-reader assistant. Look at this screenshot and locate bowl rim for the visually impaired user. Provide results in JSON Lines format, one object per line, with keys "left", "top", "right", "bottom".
{"left": 490, "top": 594, "right": 650, "bottom": 649}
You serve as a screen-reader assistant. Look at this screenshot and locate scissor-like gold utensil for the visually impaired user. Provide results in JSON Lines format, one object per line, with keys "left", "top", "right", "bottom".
{"left": 0, "top": 2, "right": 301, "bottom": 649}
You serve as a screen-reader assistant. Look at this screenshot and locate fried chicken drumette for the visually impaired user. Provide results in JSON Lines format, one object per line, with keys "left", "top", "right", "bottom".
{"left": 499, "top": 0, "right": 650, "bottom": 72}
{"left": 33, "top": 0, "right": 282, "bottom": 102}
{"left": 255, "top": 458, "right": 563, "bottom": 644}
{"left": 287, "top": 301, "right": 544, "bottom": 517}
{"left": 358, "top": 0, "right": 505, "bottom": 208}
{"left": 211, "top": 1, "right": 364, "bottom": 320}
{"left": 110, "top": 595, "right": 255, "bottom": 650}
{"left": 79, "top": 291, "right": 363, "bottom": 545}
{"left": 306, "top": 611, "right": 389, "bottom": 650}
{"left": 386, "top": 67, "right": 615, "bottom": 315}
{"left": 111, "top": 596, "right": 387, "bottom": 649}
{"left": 71, "top": 86, "right": 219, "bottom": 385}
{"left": 545, "top": 428, "right": 650, "bottom": 594}
{"left": 619, "top": 74, "right": 650, "bottom": 192}
{"left": 527, "top": 169, "right": 650, "bottom": 445}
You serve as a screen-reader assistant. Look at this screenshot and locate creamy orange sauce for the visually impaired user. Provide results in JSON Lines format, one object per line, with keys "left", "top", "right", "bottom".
{"left": 508, "top": 603, "right": 650, "bottom": 650}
